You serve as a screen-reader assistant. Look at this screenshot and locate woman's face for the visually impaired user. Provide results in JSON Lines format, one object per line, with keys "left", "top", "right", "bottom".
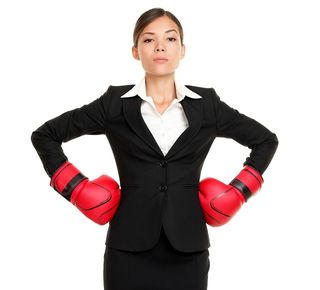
{"left": 132, "top": 16, "right": 185, "bottom": 77}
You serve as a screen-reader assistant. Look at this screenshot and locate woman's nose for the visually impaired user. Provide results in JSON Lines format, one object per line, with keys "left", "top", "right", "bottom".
{"left": 154, "top": 45, "right": 166, "bottom": 52}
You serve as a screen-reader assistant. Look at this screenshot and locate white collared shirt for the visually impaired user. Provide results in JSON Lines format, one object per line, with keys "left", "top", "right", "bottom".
{"left": 120, "top": 77, "right": 202, "bottom": 156}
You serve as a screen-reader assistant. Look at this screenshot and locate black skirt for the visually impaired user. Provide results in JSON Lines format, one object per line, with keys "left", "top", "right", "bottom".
{"left": 103, "top": 225, "right": 210, "bottom": 290}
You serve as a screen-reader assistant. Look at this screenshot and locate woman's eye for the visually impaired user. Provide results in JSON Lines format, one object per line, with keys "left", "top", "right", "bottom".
{"left": 143, "top": 38, "right": 176, "bottom": 43}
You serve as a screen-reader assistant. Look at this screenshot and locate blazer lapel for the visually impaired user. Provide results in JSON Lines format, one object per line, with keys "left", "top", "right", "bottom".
{"left": 122, "top": 95, "right": 203, "bottom": 160}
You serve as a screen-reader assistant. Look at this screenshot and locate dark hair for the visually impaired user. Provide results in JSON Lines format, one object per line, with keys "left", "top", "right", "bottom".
{"left": 133, "top": 8, "right": 184, "bottom": 48}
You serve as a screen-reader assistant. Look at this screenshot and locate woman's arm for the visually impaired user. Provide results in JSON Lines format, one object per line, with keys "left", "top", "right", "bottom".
{"left": 31, "top": 86, "right": 111, "bottom": 178}
{"left": 198, "top": 88, "right": 279, "bottom": 226}
{"left": 30, "top": 86, "right": 121, "bottom": 225}
{"left": 211, "top": 87, "right": 279, "bottom": 175}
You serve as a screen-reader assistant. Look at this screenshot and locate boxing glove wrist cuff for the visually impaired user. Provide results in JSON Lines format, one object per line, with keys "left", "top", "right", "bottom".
{"left": 50, "top": 161, "right": 88, "bottom": 201}
{"left": 229, "top": 165, "right": 264, "bottom": 202}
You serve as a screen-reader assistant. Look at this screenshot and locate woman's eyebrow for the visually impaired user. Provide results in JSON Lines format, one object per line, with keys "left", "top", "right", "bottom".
{"left": 142, "top": 29, "right": 178, "bottom": 36}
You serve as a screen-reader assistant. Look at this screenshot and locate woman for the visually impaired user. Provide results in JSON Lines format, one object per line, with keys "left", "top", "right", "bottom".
{"left": 31, "top": 7, "right": 278, "bottom": 290}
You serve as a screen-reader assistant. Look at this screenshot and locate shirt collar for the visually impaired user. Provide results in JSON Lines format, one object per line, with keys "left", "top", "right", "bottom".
{"left": 119, "top": 77, "right": 202, "bottom": 100}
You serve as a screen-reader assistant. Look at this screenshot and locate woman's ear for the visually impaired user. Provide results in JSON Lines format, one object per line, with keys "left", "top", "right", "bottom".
{"left": 132, "top": 46, "right": 140, "bottom": 60}
{"left": 180, "top": 44, "right": 186, "bottom": 59}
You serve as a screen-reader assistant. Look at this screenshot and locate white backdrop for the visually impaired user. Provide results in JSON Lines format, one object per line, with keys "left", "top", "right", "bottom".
{"left": 1, "top": 0, "right": 319, "bottom": 289}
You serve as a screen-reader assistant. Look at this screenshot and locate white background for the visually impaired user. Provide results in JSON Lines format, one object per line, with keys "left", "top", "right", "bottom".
{"left": 1, "top": 0, "right": 319, "bottom": 289}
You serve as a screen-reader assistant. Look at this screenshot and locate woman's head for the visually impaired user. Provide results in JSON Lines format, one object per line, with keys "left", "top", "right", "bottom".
{"left": 132, "top": 8, "right": 185, "bottom": 77}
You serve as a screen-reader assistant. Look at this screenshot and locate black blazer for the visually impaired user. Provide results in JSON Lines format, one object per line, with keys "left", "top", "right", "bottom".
{"left": 31, "top": 84, "right": 278, "bottom": 252}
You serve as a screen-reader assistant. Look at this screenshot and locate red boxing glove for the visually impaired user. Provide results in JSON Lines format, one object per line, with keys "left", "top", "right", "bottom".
{"left": 50, "top": 161, "right": 121, "bottom": 225}
{"left": 198, "top": 166, "right": 263, "bottom": 227}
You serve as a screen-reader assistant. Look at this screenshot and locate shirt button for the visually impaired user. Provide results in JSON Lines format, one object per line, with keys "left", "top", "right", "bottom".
{"left": 159, "top": 160, "right": 167, "bottom": 167}
{"left": 159, "top": 184, "right": 168, "bottom": 192}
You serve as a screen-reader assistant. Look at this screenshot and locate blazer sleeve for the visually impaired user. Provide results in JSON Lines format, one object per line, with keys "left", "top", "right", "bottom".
{"left": 211, "top": 88, "right": 279, "bottom": 175}
{"left": 31, "top": 86, "right": 112, "bottom": 178}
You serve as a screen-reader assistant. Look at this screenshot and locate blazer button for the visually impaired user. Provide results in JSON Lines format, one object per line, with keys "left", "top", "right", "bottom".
{"left": 159, "top": 160, "right": 168, "bottom": 167}
{"left": 159, "top": 184, "right": 168, "bottom": 192}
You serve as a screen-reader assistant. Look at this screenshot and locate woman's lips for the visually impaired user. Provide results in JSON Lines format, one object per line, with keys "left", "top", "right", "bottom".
{"left": 153, "top": 58, "right": 168, "bottom": 64}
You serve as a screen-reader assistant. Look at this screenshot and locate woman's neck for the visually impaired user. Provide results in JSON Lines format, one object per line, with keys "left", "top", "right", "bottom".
{"left": 144, "top": 74, "right": 177, "bottom": 104}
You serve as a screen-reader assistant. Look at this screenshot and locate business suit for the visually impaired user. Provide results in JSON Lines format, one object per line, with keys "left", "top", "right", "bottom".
{"left": 31, "top": 83, "right": 278, "bottom": 289}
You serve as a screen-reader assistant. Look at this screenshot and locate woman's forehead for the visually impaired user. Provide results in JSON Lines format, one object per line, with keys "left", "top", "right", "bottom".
{"left": 142, "top": 16, "right": 179, "bottom": 33}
